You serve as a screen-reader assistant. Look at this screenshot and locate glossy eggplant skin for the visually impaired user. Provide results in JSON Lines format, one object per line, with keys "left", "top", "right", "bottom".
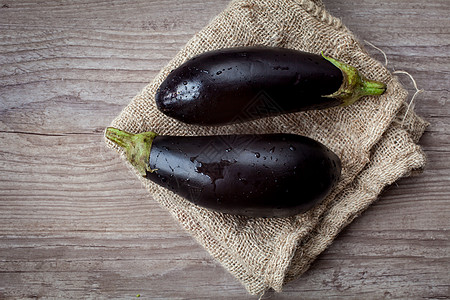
{"left": 146, "top": 133, "right": 341, "bottom": 218}
{"left": 155, "top": 46, "right": 343, "bottom": 125}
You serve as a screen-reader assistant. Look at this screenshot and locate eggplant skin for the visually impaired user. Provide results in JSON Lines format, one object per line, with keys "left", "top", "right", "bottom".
{"left": 155, "top": 46, "right": 343, "bottom": 125}
{"left": 146, "top": 133, "right": 341, "bottom": 218}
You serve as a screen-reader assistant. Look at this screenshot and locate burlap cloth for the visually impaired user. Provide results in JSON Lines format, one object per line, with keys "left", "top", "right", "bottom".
{"left": 105, "top": 0, "right": 428, "bottom": 295}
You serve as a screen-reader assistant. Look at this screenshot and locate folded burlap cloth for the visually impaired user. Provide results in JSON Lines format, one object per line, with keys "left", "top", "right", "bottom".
{"left": 105, "top": 0, "right": 428, "bottom": 295}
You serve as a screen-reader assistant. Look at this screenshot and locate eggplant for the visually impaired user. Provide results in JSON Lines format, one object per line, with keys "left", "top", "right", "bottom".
{"left": 105, "top": 127, "right": 341, "bottom": 218}
{"left": 155, "top": 46, "right": 386, "bottom": 125}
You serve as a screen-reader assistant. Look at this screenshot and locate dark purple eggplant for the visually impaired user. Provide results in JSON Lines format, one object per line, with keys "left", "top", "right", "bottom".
{"left": 105, "top": 127, "right": 341, "bottom": 218}
{"left": 155, "top": 46, "right": 386, "bottom": 125}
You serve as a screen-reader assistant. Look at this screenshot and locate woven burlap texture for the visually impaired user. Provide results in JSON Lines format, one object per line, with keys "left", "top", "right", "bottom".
{"left": 105, "top": 0, "right": 428, "bottom": 295}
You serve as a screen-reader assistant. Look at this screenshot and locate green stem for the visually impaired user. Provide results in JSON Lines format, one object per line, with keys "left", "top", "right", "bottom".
{"left": 105, "top": 127, "right": 158, "bottom": 177}
{"left": 322, "top": 53, "right": 386, "bottom": 106}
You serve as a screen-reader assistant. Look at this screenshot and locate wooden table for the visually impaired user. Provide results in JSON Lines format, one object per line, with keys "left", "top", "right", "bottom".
{"left": 1, "top": 1, "right": 448, "bottom": 298}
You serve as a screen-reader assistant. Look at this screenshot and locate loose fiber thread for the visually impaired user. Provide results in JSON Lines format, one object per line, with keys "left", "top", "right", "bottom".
{"left": 364, "top": 40, "right": 424, "bottom": 127}
{"left": 392, "top": 70, "right": 424, "bottom": 127}
{"left": 364, "top": 40, "right": 388, "bottom": 66}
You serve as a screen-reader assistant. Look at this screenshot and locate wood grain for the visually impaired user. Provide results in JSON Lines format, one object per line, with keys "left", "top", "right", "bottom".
{"left": 0, "top": 0, "right": 449, "bottom": 299}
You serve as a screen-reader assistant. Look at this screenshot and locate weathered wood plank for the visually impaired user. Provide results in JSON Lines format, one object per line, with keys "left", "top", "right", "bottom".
{"left": 0, "top": 0, "right": 448, "bottom": 299}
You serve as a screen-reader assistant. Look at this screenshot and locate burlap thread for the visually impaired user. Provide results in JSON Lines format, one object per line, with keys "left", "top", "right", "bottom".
{"left": 105, "top": 0, "right": 428, "bottom": 294}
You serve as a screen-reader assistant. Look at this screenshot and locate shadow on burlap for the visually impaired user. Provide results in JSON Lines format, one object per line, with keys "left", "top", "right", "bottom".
{"left": 105, "top": 0, "right": 428, "bottom": 295}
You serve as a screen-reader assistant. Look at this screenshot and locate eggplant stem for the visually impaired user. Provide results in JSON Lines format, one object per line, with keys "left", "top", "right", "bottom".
{"left": 321, "top": 53, "right": 386, "bottom": 106}
{"left": 105, "top": 127, "right": 158, "bottom": 177}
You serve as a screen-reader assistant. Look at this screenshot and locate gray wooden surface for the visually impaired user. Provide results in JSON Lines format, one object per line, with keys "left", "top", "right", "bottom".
{"left": 0, "top": 0, "right": 449, "bottom": 299}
